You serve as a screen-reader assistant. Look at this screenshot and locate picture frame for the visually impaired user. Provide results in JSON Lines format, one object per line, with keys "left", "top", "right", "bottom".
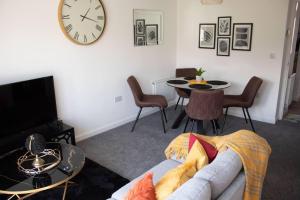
{"left": 217, "top": 37, "right": 230, "bottom": 56}
{"left": 136, "top": 19, "right": 146, "bottom": 35}
{"left": 199, "top": 24, "right": 216, "bottom": 49}
{"left": 218, "top": 16, "right": 231, "bottom": 36}
{"left": 136, "top": 35, "right": 146, "bottom": 46}
{"left": 146, "top": 24, "right": 158, "bottom": 45}
{"left": 232, "top": 23, "right": 253, "bottom": 51}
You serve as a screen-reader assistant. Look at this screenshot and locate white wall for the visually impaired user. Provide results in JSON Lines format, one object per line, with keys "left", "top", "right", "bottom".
{"left": 0, "top": 0, "right": 177, "bottom": 141}
{"left": 177, "top": 0, "right": 289, "bottom": 123}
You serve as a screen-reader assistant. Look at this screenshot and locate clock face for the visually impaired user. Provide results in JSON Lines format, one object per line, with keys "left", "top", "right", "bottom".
{"left": 58, "top": 0, "right": 106, "bottom": 45}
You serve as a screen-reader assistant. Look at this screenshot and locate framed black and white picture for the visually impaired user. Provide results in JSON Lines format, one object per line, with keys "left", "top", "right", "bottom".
{"left": 217, "top": 37, "right": 230, "bottom": 56}
{"left": 218, "top": 16, "right": 231, "bottom": 36}
{"left": 232, "top": 23, "right": 253, "bottom": 51}
{"left": 146, "top": 24, "right": 158, "bottom": 45}
{"left": 199, "top": 24, "right": 216, "bottom": 49}
{"left": 136, "top": 19, "right": 146, "bottom": 35}
{"left": 136, "top": 35, "right": 146, "bottom": 46}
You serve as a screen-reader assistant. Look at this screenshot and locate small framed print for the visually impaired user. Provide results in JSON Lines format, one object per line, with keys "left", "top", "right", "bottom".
{"left": 217, "top": 37, "right": 230, "bottom": 56}
{"left": 218, "top": 16, "right": 231, "bottom": 36}
{"left": 146, "top": 24, "right": 158, "bottom": 45}
{"left": 199, "top": 24, "right": 216, "bottom": 49}
{"left": 232, "top": 23, "right": 253, "bottom": 51}
{"left": 136, "top": 35, "right": 146, "bottom": 46}
{"left": 136, "top": 19, "right": 146, "bottom": 35}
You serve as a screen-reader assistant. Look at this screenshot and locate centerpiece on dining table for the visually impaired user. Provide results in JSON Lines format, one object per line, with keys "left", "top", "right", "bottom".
{"left": 189, "top": 67, "right": 207, "bottom": 85}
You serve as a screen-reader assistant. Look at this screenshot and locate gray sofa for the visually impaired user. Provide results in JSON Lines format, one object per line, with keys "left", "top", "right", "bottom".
{"left": 108, "top": 149, "right": 246, "bottom": 200}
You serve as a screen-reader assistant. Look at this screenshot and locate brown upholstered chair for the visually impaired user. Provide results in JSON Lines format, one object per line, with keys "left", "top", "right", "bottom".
{"left": 127, "top": 76, "right": 168, "bottom": 133}
{"left": 222, "top": 76, "right": 263, "bottom": 132}
{"left": 184, "top": 89, "right": 224, "bottom": 134}
{"left": 175, "top": 68, "right": 197, "bottom": 110}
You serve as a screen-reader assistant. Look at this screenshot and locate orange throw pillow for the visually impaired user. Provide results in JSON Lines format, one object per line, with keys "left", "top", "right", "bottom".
{"left": 124, "top": 172, "right": 157, "bottom": 200}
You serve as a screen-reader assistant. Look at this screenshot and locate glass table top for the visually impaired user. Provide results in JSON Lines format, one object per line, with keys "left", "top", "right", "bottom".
{"left": 0, "top": 143, "right": 85, "bottom": 195}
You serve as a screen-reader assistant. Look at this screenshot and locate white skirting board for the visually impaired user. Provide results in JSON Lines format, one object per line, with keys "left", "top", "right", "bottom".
{"left": 76, "top": 99, "right": 177, "bottom": 142}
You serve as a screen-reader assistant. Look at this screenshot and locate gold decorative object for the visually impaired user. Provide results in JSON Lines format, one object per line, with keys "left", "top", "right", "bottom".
{"left": 17, "top": 149, "right": 61, "bottom": 176}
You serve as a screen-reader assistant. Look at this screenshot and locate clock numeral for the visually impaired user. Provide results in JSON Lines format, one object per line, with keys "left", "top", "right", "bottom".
{"left": 84, "top": 35, "right": 88, "bottom": 43}
{"left": 96, "top": 25, "right": 102, "bottom": 32}
{"left": 92, "top": 33, "right": 96, "bottom": 39}
{"left": 74, "top": 32, "right": 79, "bottom": 40}
{"left": 95, "top": 5, "right": 102, "bottom": 10}
{"left": 62, "top": 15, "right": 70, "bottom": 20}
{"left": 65, "top": 24, "right": 73, "bottom": 33}
{"left": 97, "top": 16, "right": 104, "bottom": 20}
{"left": 64, "top": 3, "right": 72, "bottom": 8}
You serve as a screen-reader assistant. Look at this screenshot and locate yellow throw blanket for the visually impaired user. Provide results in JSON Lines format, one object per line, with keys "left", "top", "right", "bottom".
{"left": 164, "top": 130, "right": 271, "bottom": 200}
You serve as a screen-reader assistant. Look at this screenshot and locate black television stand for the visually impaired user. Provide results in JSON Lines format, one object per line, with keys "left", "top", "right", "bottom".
{"left": 35, "top": 121, "right": 76, "bottom": 145}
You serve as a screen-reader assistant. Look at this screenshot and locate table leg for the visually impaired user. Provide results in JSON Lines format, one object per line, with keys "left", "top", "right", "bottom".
{"left": 171, "top": 110, "right": 187, "bottom": 129}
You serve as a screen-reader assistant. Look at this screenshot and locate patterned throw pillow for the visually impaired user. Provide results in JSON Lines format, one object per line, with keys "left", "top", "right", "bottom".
{"left": 189, "top": 133, "right": 218, "bottom": 163}
{"left": 124, "top": 172, "right": 157, "bottom": 200}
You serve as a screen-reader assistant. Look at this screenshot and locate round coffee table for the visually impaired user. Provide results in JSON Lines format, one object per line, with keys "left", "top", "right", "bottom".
{"left": 0, "top": 143, "right": 85, "bottom": 200}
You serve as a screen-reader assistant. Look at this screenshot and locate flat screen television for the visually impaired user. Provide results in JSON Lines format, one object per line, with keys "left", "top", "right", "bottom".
{"left": 0, "top": 76, "right": 58, "bottom": 137}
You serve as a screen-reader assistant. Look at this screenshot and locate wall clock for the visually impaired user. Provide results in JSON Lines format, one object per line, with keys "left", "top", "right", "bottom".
{"left": 58, "top": 0, "right": 106, "bottom": 45}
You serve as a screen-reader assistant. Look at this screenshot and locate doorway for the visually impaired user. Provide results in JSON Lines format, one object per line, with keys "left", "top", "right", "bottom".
{"left": 277, "top": 0, "right": 300, "bottom": 122}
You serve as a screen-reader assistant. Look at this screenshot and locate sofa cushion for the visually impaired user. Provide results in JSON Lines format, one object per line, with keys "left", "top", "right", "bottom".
{"left": 194, "top": 148, "right": 242, "bottom": 199}
{"left": 111, "top": 159, "right": 181, "bottom": 200}
{"left": 166, "top": 177, "right": 211, "bottom": 200}
{"left": 217, "top": 172, "right": 246, "bottom": 200}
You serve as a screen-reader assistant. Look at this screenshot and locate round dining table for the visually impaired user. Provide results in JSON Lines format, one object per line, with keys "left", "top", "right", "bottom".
{"left": 166, "top": 77, "right": 231, "bottom": 133}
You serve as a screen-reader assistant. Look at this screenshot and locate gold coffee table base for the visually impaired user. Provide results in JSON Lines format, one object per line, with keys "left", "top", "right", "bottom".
{"left": 5, "top": 181, "right": 76, "bottom": 200}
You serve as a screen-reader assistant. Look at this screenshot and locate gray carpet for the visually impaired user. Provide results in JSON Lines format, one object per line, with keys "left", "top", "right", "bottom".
{"left": 79, "top": 106, "right": 300, "bottom": 200}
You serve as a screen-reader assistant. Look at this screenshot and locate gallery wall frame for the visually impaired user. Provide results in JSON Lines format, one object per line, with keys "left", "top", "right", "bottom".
{"left": 218, "top": 16, "right": 231, "bottom": 36}
{"left": 232, "top": 23, "right": 253, "bottom": 51}
{"left": 146, "top": 24, "right": 158, "bottom": 45}
{"left": 217, "top": 37, "right": 230, "bottom": 56}
{"left": 199, "top": 23, "right": 216, "bottom": 49}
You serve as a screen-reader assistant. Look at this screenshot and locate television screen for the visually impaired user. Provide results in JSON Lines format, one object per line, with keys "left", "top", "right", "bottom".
{"left": 0, "top": 76, "right": 58, "bottom": 137}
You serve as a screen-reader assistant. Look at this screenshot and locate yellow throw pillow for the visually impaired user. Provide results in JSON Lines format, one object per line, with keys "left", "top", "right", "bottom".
{"left": 155, "top": 140, "right": 208, "bottom": 200}
{"left": 185, "top": 139, "right": 209, "bottom": 170}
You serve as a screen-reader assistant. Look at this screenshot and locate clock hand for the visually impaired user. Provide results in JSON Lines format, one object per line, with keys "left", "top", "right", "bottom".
{"left": 80, "top": 15, "right": 97, "bottom": 23}
{"left": 81, "top": 8, "right": 91, "bottom": 22}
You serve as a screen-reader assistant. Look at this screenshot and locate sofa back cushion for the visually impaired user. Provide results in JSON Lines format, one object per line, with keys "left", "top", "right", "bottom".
{"left": 166, "top": 177, "right": 211, "bottom": 200}
{"left": 194, "top": 148, "right": 242, "bottom": 199}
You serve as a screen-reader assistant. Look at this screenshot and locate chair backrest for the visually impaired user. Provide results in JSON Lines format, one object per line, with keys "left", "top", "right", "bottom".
{"left": 176, "top": 68, "right": 197, "bottom": 78}
{"left": 241, "top": 76, "right": 263, "bottom": 107}
{"left": 127, "top": 76, "right": 144, "bottom": 106}
{"left": 186, "top": 89, "right": 224, "bottom": 120}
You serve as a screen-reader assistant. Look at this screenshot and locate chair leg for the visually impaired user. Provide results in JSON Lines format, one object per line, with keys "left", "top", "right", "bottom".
{"left": 242, "top": 107, "right": 248, "bottom": 124}
{"left": 175, "top": 97, "right": 181, "bottom": 110}
{"left": 162, "top": 108, "right": 168, "bottom": 122}
{"left": 191, "top": 120, "right": 195, "bottom": 132}
{"left": 160, "top": 108, "right": 166, "bottom": 133}
{"left": 131, "top": 107, "right": 142, "bottom": 132}
{"left": 245, "top": 108, "right": 256, "bottom": 132}
{"left": 211, "top": 120, "right": 216, "bottom": 134}
{"left": 184, "top": 117, "right": 190, "bottom": 133}
{"left": 221, "top": 108, "right": 229, "bottom": 133}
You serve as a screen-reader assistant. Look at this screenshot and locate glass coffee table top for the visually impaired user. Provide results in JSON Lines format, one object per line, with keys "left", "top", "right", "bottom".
{"left": 0, "top": 143, "right": 85, "bottom": 195}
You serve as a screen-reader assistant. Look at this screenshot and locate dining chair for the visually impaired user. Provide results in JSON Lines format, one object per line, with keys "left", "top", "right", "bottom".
{"left": 175, "top": 68, "right": 197, "bottom": 110}
{"left": 222, "top": 76, "right": 263, "bottom": 132}
{"left": 127, "top": 76, "right": 168, "bottom": 133}
{"left": 184, "top": 89, "right": 224, "bottom": 134}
